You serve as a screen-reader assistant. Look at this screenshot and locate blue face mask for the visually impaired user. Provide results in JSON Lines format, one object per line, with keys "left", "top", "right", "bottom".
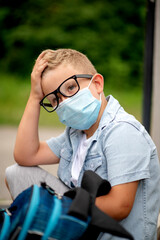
{"left": 56, "top": 78, "right": 101, "bottom": 130}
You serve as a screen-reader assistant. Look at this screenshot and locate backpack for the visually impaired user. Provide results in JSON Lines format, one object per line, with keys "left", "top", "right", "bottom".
{"left": 0, "top": 170, "right": 134, "bottom": 240}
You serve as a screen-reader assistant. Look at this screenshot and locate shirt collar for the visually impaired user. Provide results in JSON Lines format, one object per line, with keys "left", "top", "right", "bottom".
{"left": 98, "top": 95, "right": 121, "bottom": 130}
{"left": 85, "top": 95, "right": 121, "bottom": 142}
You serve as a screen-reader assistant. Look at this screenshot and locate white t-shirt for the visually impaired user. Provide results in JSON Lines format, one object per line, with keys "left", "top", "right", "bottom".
{"left": 71, "top": 133, "right": 92, "bottom": 186}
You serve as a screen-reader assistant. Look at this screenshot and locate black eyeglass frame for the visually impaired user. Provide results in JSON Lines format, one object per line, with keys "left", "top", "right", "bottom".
{"left": 40, "top": 74, "right": 93, "bottom": 112}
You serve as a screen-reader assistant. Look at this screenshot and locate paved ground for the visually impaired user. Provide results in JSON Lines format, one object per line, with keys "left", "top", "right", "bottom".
{"left": 0, "top": 126, "right": 63, "bottom": 205}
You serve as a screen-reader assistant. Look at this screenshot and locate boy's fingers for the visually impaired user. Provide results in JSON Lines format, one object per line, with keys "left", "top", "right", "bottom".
{"left": 35, "top": 59, "right": 47, "bottom": 69}
{"left": 36, "top": 51, "right": 47, "bottom": 62}
{"left": 39, "top": 61, "right": 48, "bottom": 75}
{"left": 31, "top": 61, "right": 48, "bottom": 79}
{"left": 33, "top": 58, "right": 48, "bottom": 72}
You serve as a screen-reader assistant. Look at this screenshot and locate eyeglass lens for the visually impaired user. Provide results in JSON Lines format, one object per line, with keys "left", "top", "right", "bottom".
{"left": 43, "top": 77, "right": 79, "bottom": 111}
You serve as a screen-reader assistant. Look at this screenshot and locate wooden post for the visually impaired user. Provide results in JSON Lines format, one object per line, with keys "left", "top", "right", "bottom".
{"left": 151, "top": 0, "right": 160, "bottom": 158}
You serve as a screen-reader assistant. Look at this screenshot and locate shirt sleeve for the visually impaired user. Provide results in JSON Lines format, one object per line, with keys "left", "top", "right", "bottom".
{"left": 103, "top": 122, "right": 151, "bottom": 186}
{"left": 46, "top": 131, "right": 66, "bottom": 158}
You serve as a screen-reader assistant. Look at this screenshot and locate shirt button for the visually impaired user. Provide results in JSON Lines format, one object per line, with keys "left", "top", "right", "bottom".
{"left": 90, "top": 163, "right": 94, "bottom": 168}
{"left": 65, "top": 181, "right": 68, "bottom": 186}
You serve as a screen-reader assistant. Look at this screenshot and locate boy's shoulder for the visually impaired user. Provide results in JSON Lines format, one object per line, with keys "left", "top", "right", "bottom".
{"left": 100, "top": 95, "right": 141, "bottom": 131}
{"left": 99, "top": 95, "right": 156, "bottom": 149}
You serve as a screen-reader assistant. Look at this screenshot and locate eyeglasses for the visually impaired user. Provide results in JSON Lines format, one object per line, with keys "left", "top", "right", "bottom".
{"left": 40, "top": 74, "right": 93, "bottom": 112}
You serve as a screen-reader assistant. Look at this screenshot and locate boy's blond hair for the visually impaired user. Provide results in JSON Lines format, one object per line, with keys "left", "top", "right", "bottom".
{"left": 41, "top": 49, "right": 97, "bottom": 75}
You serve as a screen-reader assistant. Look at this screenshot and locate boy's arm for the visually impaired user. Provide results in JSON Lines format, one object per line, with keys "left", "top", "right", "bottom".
{"left": 14, "top": 52, "right": 59, "bottom": 166}
{"left": 95, "top": 180, "right": 139, "bottom": 221}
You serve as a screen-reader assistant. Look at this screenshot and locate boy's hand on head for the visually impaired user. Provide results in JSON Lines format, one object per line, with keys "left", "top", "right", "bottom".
{"left": 30, "top": 51, "right": 48, "bottom": 101}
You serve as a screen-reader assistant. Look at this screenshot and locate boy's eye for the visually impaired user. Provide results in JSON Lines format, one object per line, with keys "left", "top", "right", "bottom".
{"left": 68, "top": 83, "right": 76, "bottom": 91}
{"left": 46, "top": 94, "right": 57, "bottom": 107}
{"left": 61, "top": 79, "right": 78, "bottom": 96}
{"left": 51, "top": 98, "right": 57, "bottom": 104}
{"left": 51, "top": 96, "right": 57, "bottom": 105}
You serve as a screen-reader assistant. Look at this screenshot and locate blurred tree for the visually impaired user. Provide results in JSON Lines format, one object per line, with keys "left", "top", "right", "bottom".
{"left": 0, "top": 0, "right": 146, "bottom": 89}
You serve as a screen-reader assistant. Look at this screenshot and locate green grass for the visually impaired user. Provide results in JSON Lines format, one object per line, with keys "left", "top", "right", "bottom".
{"left": 0, "top": 72, "right": 142, "bottom": 127}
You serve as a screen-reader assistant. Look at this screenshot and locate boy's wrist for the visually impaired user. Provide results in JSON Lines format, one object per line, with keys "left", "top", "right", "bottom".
{"left": 28, "top": 94, "right": 41, "bottom": 107}
{"left": 29, "top": 88, "right": 43, "bottom": 101}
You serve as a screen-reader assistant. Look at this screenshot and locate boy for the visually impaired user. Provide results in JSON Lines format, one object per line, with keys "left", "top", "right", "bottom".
{"left": 6, "top": 49, "right": 160, "bottom": 239}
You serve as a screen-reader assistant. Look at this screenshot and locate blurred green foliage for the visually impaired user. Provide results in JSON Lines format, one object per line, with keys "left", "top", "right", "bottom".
{"left": 0, "top": 0, "right": 146, "bottom": 89}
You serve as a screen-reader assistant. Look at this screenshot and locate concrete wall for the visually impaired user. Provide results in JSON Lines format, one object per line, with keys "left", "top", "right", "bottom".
{"left": 151, "top": 0, "right": 160, "bottom": 158}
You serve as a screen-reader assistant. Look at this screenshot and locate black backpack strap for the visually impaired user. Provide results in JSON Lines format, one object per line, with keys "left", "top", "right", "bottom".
{"left": 81, "top": 205, "right": 134, "bottom": 240}
{"left": 81, "top": 170, "right": 111, "bottom": 199}
{"left": 64, "top": 170, "right": 110, "bottom": 221}
{"left": 64, "top": 188, "right": 90, "bottom": 221}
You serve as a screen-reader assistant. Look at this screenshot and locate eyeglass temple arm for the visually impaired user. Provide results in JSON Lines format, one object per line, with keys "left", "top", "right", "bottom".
{"left": 43, "top": 103, "right": 52, "bottom": 107}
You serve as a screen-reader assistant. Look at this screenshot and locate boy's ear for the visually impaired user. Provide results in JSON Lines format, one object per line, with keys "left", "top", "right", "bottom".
{"left": 92, "top": 74, "right": 104, "bottom": 94}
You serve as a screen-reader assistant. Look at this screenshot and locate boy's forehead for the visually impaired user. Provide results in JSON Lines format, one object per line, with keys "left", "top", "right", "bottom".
{"left": 42, "top": 64, "right": 81, "bottom": 91}
{"left": 47, "top": 64, "right": 76, "bottom": 78}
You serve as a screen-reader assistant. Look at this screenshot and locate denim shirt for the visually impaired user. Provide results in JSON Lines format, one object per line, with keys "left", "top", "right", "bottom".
{"left": 47, "top": 95, "right": 160, "bottom": 240}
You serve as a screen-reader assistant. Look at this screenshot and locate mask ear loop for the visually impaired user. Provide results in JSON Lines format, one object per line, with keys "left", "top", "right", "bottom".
{"left": 99, "top": 93, "right": 102, "bottom": 102}
{"left": 88, "top": 75, "right": 102, "bottom": 102}
{"left": 87, "top": 75, "right": 94, "bottom": 89}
